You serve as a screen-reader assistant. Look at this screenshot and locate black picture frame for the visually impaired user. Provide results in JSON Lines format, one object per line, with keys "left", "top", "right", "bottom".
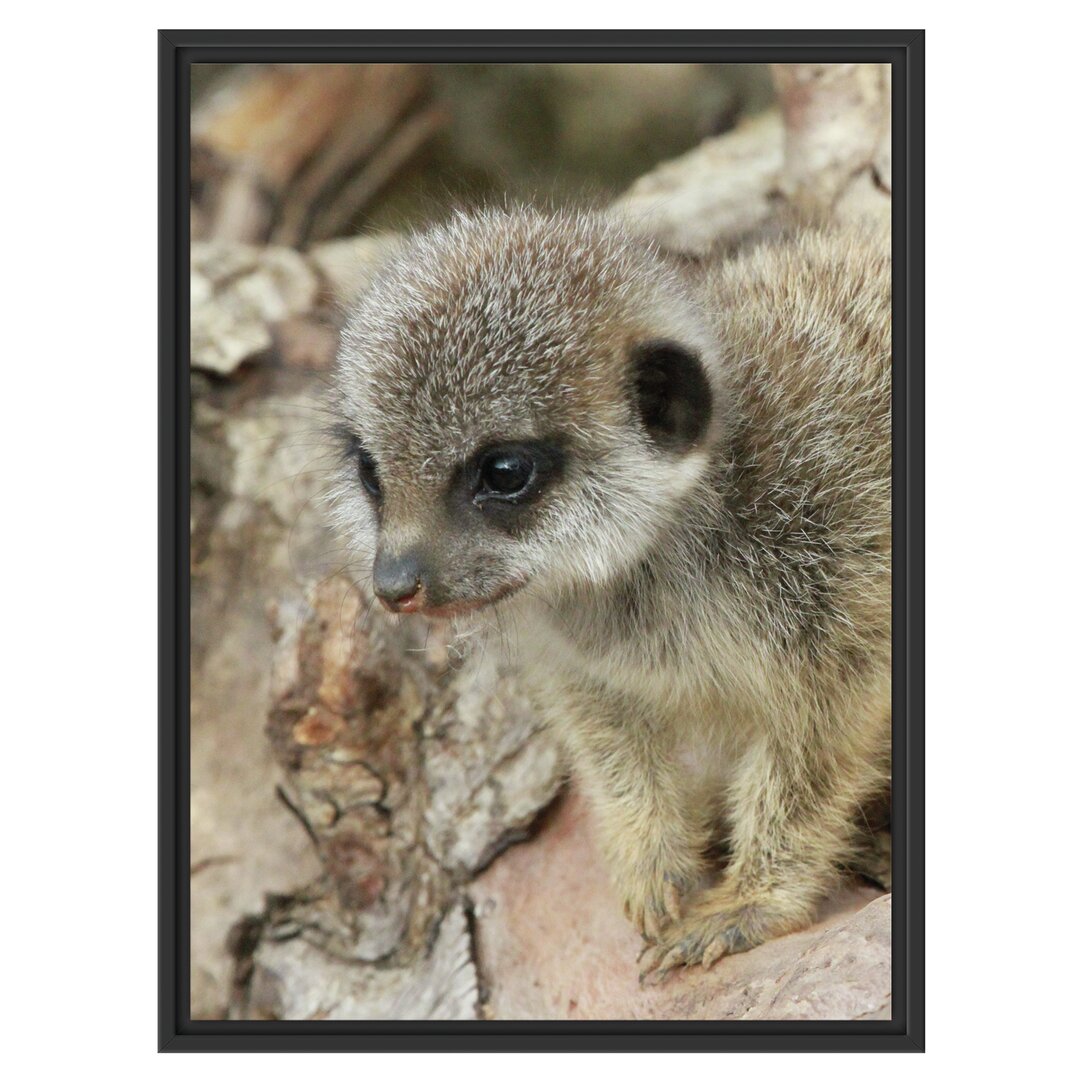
{"left": 160, "top": 28, "right": 924, "bottom": 1052}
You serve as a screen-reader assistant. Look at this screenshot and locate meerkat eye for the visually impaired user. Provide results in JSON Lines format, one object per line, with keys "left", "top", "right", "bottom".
{"left": 470, "top": 441, "right": 564, "bottom": 514}
{"left": 478, "top": 450, "right": 535, "bottom": 496}
{"left": 356, "top": 446, "right": 381, "bottom": 499}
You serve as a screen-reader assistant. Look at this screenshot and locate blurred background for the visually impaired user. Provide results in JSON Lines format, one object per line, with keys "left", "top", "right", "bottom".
{"left": 191, "top": 63, "right": 774, "bottom": 245}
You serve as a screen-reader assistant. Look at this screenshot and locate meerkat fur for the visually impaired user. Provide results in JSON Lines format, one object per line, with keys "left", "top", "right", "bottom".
{"left": 330, "top": 206, "right": 891, "bottom": 979}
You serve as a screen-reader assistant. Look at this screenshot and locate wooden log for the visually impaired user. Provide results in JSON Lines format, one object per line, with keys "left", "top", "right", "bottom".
{"left": 224, "top": 575, "right": 560, "bottom": 1019}
{"left": 771, "top": 63, "right": 892, "bottom": 218}
{"left": 614, "top": 62, "right": 891, "bottom": 255}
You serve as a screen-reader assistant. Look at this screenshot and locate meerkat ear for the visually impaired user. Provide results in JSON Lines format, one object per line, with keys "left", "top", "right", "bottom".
{"left": 631, "top": 339, "right": 712, "bottom": 453}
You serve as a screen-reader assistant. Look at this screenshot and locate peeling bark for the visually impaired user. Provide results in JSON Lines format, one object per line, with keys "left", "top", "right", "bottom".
{"left": 225, "top": 576, "right": 560, "bottom": 1019}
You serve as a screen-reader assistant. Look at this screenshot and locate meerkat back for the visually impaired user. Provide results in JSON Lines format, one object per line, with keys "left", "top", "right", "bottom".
{"left": 702, "top": 222, "right": 892, "bottom": 664}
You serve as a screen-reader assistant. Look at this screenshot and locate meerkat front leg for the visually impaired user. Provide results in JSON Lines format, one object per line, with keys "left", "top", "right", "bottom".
{"left": 560, "top": 695, "right": 710, "bottom": 942}
{"left": 640, "top": 720, "right": 877, "bottom": 981}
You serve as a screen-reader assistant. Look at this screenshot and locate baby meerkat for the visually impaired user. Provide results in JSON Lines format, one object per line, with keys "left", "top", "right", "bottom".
{"left": 330, "top": 206, "right": 891, "bottom": 980}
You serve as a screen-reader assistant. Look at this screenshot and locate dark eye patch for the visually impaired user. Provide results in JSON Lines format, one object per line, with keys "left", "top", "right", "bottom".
{"left": 356, "top": 446, "right": 381, "bottom": 499}
{"left": 332, "top": 425, "right": 382, "bottom": 501}
{"left": 462, "top": 439, "right": 565, "bottom": 527}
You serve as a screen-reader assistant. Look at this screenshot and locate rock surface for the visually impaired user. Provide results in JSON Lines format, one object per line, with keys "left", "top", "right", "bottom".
{"left": 471, "top": 789, "right": 890, "bottom": 1021}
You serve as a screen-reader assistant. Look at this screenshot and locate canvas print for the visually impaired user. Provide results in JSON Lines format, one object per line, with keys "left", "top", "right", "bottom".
{"left": 189, "top": 61, "right": 893, "bottom": 1022}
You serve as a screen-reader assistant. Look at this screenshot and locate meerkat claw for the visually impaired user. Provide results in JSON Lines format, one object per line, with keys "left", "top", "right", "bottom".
{"left": 637, "top": 946, "right": 664, "bottom": 985}
{"left": 662, "top": 878, "right": 683, "bottom": 922}
{"left": 643, "top": 906, "right": 664, "bottom": 942}
{"left": 638, "top": 943, "right": 687, "bottom": 986}
{"left": 701, "top": 939, "right": 727, "bottom": 969}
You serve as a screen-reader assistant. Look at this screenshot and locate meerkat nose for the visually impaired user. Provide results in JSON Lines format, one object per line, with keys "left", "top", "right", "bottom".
{"left": 373, "top": 549, "right": 425, "bottom": 613}
{"left": 382, "top": 589, "right": 422, "bottom": 613}
{"left": 376, "top": 579, "right": 423, "bottom": 613}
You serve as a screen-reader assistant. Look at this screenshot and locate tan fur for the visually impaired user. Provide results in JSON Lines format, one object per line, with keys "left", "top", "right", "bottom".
{"left": 331, "top": 208, "right": 891, "bottom": 978}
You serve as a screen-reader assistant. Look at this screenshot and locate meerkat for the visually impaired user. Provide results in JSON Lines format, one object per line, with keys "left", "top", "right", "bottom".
{"left": 329, "top": 206, "right": 891, "bottom": 980}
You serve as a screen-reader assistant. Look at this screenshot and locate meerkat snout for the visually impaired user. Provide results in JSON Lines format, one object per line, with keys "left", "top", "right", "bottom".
{"left": 371, "top": 548, "right": 424, "bottom": 612}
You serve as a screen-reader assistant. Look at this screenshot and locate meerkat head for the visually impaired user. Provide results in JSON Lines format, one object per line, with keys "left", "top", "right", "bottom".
{"left": 330, "top": 206, "right": 724, "bottom": 620}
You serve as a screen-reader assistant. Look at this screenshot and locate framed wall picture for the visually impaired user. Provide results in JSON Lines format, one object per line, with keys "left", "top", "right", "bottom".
{"left": 161, "top": 28, "right": 924, "bottom": 1052}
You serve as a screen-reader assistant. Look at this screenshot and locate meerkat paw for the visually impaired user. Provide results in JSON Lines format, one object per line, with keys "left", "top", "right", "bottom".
{"left": 638, "top": 910, "right": 751, "bottom": 985}
{"left": 620, "top": 868, "right": 696, "bottom": 942}
{"left": 637, "top": 888, "right": 809, "bottom": 985}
